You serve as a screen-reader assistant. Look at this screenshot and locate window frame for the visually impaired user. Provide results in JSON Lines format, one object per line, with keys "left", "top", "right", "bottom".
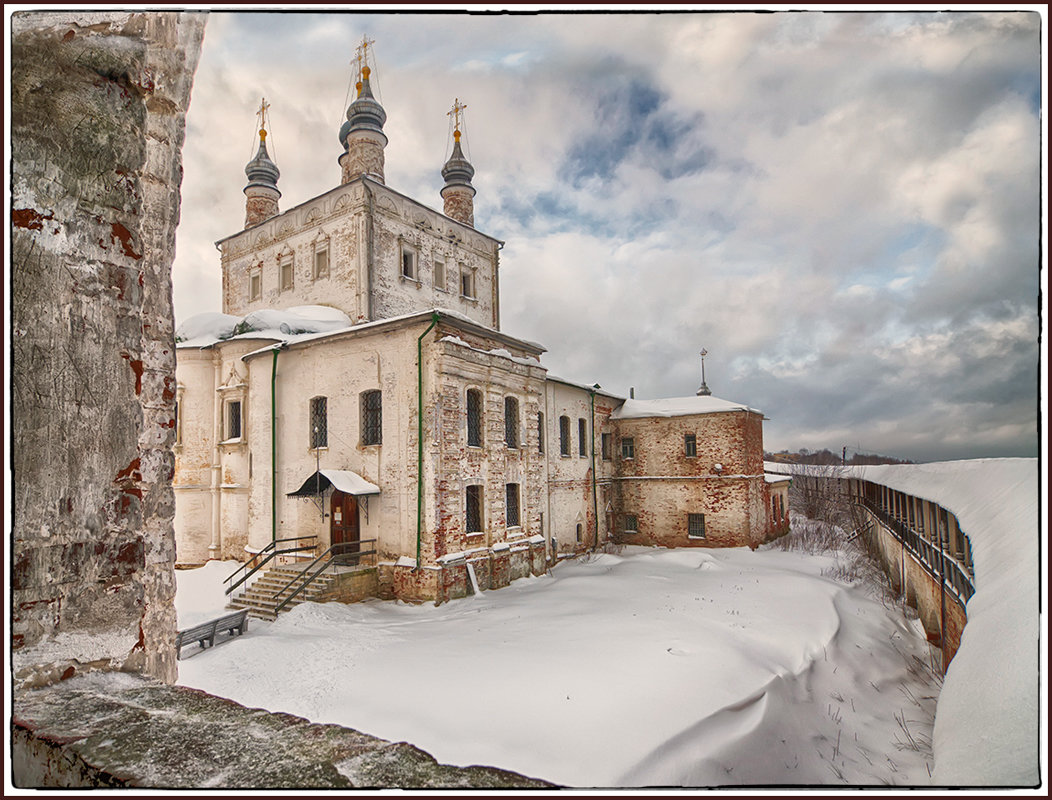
{"left": 225, "top": 399, "right": 243, "bottom": 442}
{"left": 621, "top": 437, "right": 635, "bottom": 460}
{"left": 309, "top": 396, "right": 328, "bottom": 450}
{"left": 279, "top": 252, "right": 294, "bottom": 292}
{"left": 623, "top": 514, "right": 638, "bottom": 534}
{"left": 434, "top": 258, "right": 447, "bottom": 292}
{"left": 601, "top": 432, "right": 611, "bottom": 461}
{"left": 360, "top": 389, "right": 382, "bottom": 446}
{"left": 559, "top": 416, "right": 571, "bottom": 457}
{"left": 505, "top": 483, "right": 520, "bottom": 528}
{"left": 537, "top": 412, "right": 544, "bottom": 454}
{"left": 466, "top": 484, "right": 483, "bottom": 534}
{"left": 460, "top": 264, "right": 476, "bottom": 299}
{"left": 684, "top": 433, "right": 697, "bottom": 458}
{"left": 578, "top": 418, "right": 588, "bottom": 458}
{"left": 466, "top": 389, "right": 483, "bottom": 448}
{"left": 504, "top": 396, "right": 519, "bottom": 449}
{"left": 688, "top": 513, "right": 706, "bottom": 539}
{"left": 312, "top": 240, "right": 330, "bottom": 281}
{"left": 249, "top": 269, "right": 262, "bottom": 302}
{"left": 401, "top": 243, "right": 419, "bottom": 282}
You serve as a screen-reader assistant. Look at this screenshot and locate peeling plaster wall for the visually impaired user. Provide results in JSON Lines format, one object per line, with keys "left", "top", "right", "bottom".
{"left": 11, "top": 10, "right": 206, "bottom": 687}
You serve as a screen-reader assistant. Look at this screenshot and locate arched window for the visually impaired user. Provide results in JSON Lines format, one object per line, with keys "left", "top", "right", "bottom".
{"left": 309, "top": 396, "right": 327, "bottom": 449}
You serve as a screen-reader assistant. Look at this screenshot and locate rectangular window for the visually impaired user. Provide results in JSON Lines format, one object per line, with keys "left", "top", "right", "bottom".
{"left": 578, "top": 418, "right": 588, "bottom": 458}
{"left": 466, "top": 485, "right": 483, "bottom": 533}
{"left": 506, "top": 483, "right": 520, "bottom": 528}
{"left": 537, "top": 412, "right": 544, "bottom": 454}
{"left": 467, "top": 389, "right": 482, "bottom": 447}
{"left": 460, "top": 265, "right": 476, "bottom": 299}
{"left": 249, "top": 272, "right": 262, "bottom": 301}
{"left": 684, "top": 433, "right": 697, "bottom": 458}
{"left": 504, "top": 396, "right": 519, "bottom": 448}
{"left": 279, "top": 254, "right": 294, "bottom": 291}
{"left": 434, "top": 259, "right": 446, "bottom": 291}
{"left": 601, "top": 433, "right": 611, "bottom": 461}
{"left": 310, "top": 396, "right": 327, "bottom": 449}
{"left": 401, "top": 246, "right": 418, "bottom": 280}
{"left": 313, "top": 245, "right": 329, "bottom": 280}
{"left": 621, "top": 437, "right": 635, "bottom": 460}
{"left": 361, "top": 390, "right": 382, "bottom": 446}
{"left": 559, "top": 416, "right": 571, "bottom": 457}
{"left": 688, "top": 513, "right": 706, "bottom": 539}
{"left": 623, "top": 514, "right": 638, "bottom": 534}
{"left": 226, "top": 400, "right": 242, "bottom": 441}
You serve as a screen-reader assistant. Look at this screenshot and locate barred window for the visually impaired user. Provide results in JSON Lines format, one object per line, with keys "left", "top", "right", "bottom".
{"left": 684, "top": 433, "right": 697, "bottom": 457}
{"left": 310, "top": 396, "right": 327, "bottom": 449}
{"left": 504, "top": 396, "right": 519, "bottom": 448}
{"left": 578, "top": 418, "right": 588, "bottom": 458}
{"left": 226, "top": 400, "right": 242, "bottom": 441}
{"left": 506, "top": 483, "right": 520, "bottom": 528}
{"left": 466, "top": 485, "right": 483, "bottom": 533}
{"left": 467, "top": 389, "right": 482, "bottom": 447}
{"left": 537, "top": 412, "right": 545, "bottom": 454}
{"left": 688, "top": 513, "right": 706, "bottom": 539}
{"left": 559, "top": 416, "right": 570, "bottom": 456}
{"left": 361, "top": 390, "right": 382, "bottom": 446}
{"left": 621, "top": 437, "right": 635, "bottom": 460}
{"left": 623, "top": 514, "right": 638, "bottom": 534}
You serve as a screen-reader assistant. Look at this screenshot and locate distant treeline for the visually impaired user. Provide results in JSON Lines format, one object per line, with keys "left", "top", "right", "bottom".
{"left": 765, "top": 448, "right": 913, "bottom": 466}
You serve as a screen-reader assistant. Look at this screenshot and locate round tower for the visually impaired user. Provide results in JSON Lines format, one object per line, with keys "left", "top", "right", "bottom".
{"left": 339, "top": 37, "right": 387, "bottom": 185}
{"left": 441, "top": 98, "right": 476, "bottom": 228}
{"left": 243, "top": 98, "right": 281, "bottom": 228}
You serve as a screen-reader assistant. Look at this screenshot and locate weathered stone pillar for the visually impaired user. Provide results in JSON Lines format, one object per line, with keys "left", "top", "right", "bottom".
{"left": 11, "top": 10, "right": 207, "bottom": 688}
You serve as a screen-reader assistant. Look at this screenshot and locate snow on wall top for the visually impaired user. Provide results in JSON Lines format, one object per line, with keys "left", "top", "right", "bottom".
{"left": 612, "top": 395, "right": 762, "bottom": 420}
{"left": 767, "top": 457, "right": 1041, "bottom": 786}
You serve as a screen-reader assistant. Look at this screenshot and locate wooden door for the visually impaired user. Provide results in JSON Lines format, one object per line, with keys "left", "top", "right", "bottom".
{"left": 330, "top": 490, "right": 360, "bottom": 558}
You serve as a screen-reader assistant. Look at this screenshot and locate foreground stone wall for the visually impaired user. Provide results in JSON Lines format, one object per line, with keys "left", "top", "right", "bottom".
{"left": 11, "top": 11, "right": 206, "bottom": 687}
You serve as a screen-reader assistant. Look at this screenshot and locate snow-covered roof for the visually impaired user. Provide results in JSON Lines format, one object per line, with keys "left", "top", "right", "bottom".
{"left": 546, "top": 375, "right": 626, "bottom": 401}
{"left": 764, "top": 472, "right": 792, "bottom": 484}
{"left": 175, "top": 306, "right": 354, "bottom": 349}
{"left": 612, "top": 395, "right": 763, "bottom": 420}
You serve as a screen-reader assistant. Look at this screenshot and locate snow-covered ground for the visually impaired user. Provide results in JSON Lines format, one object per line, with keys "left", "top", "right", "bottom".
{"left": 176, "top": 543, "right": 944, "bottom": 787}
{"left": 766, "top": 457, "right": 1042, "bottom": 787}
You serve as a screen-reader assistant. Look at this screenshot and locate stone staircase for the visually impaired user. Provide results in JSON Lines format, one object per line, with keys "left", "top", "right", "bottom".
{"left": 227, "top": 564, "right": 337, "bottom": 620}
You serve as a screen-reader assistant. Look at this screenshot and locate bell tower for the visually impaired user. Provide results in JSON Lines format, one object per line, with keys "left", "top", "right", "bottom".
{"left": 339, "top": 36, "right": 388, "bottom": 185}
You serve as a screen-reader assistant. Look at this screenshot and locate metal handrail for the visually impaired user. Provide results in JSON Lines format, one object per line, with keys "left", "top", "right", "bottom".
{"left": 857, "top": 498, "right": 974, "bottom": 603}
{"left": 223, "top": 535, "right": 318, "bottom": 596}
{"left": 272, "top": 539, "right": 377, "bottom": 615}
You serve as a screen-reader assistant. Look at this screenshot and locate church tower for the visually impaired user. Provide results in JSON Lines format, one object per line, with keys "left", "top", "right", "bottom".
{"left": 243, "top": 98, "right": 281, "bottom": 228}
{"left": 339, "top": 37, "right": 388, "bottom": 185}
{"left": 441, "top": 98, "right": 476, "bottom": 228}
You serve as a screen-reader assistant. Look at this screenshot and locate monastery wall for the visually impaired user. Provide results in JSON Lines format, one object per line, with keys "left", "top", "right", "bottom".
{"left": 11, "top": 10, "right": 205, "bottom": 688}
{"left": 173, "top": 347, "right": 220, "bottom": 564}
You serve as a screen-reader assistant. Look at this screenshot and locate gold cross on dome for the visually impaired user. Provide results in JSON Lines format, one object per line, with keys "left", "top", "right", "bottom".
{"left": 448, "top": 98, "right": 467, "bottom": 134}
{"left": 354, "top": 35, "right": 376, "bottom": 80}
{"left": 256, "top": 97, "right": 270, "bottom": 136}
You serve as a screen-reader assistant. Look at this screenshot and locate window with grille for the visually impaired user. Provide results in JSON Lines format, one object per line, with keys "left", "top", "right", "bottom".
{"left": 506, "top": 483, "right": 520, "bottom": 527}
{"left": 559, "top": 416, "right": 570, "bottom": 456}
{"left": 601, "top": 433, "right": 611, "bottom": 461}
{"left": 279, "top": 254, "right": 294, "bottom": 291}
{"left": 684, "top": 433, "right": 697, "bottom": 457}
{"left": 467, "top": 389, "right": 482, "bottom": 447}
{"left": 226, "top": 400, "right": 242, "bottom": 441}
{"left": 361, "top": 390, "right": 382, "bottom": 446}
{"left": 310, "top": 396, "right": 327, "bottom": 449}
{"left": 504, "top": 396, "right": 519, "bottom": 448}
{"left": 621, "top": 437, "right": 635, "bottom": 460}
{"left": 578, "top": 418, "right": 588, "bottom": 458}
{"left": 688, "top": 513, "right": 706, "bottom": 539}
{"left": 466, "top": 485, "right": 483, "bottom": 533}
{"left": 537, "top": 412, "right": 544, "bottom": 453}
{"left": 623, "top": 514, "right": 638, "bottom": 534}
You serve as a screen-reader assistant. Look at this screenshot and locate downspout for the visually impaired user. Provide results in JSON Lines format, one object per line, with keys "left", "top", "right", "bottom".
{"left": 271, "top": 344, "right": 286, "bottom": 544}
{"left": 416, "top": 312, "right": 441, "bottom": 570}
{"left": 590, "top": 389, "right": 599, "bottom": 552}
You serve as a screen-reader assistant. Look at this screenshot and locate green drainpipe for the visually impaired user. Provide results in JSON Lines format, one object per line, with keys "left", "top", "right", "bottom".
{"left": 271, "top": 345, "right": 284, "bottom": 544}
{"left": 416, "top": 312, "right": 441, "bottom": 570}
{"left": 590, "top": 387, "right": 599, "bottom": 552}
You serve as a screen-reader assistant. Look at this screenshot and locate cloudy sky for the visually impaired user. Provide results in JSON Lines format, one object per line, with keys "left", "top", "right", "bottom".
{"left": 172, "top": 9, "right": 1044, "bottom": 463}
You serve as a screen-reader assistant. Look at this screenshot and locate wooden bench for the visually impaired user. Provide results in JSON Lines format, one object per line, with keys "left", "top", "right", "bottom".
{"left": 175, "top": 610, "right": 249, "bottom": 660}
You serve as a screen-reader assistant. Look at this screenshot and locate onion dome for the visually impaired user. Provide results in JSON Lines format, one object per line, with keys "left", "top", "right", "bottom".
{"left": 339, "top": 65, "right": 387, "bottom": 148}
{"left": 441, "top": 132, "right": 475, "bottom": 192}
{"left": 244, "top": 130, "right": 280, "bottom": 195}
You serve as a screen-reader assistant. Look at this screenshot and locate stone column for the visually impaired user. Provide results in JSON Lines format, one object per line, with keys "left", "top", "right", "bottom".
{"left": 11, "top": 10, "right": 207, "bottom": 687}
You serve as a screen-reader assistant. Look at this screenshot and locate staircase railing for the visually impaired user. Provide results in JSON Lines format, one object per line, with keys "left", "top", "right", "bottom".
{"left": 223, "top": 536, "right": 318, "bottom": 596}
{"left": 272, "top": 539, "right": 377, "bottom": 615}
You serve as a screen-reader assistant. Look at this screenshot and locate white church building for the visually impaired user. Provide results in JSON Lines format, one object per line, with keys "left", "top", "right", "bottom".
{"left": 173, "top": 47, "right": 790, "bottom": 605}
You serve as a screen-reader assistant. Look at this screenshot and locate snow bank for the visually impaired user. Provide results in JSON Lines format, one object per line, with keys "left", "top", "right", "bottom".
{"left": 767, "top": 458, "right": 1041, "bottom": 786}
{"left": 175, "top": 305, "right": 352, "bottom": 348}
